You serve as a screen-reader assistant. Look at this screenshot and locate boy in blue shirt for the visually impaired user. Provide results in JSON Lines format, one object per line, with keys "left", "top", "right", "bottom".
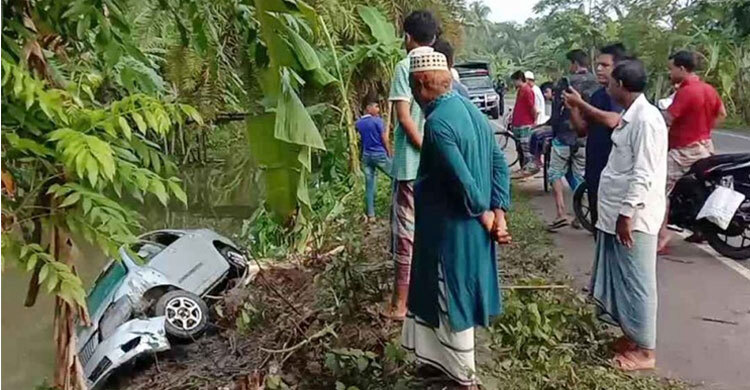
{"left": 356, "top": 101, "right": 392, "bottom": 220}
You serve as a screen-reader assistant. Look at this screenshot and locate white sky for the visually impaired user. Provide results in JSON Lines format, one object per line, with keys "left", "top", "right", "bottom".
{"left": 483, "top": 0, "right": 539, "bottom": 23}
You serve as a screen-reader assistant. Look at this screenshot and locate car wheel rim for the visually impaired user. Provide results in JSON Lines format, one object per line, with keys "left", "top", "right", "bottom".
{"left": 165, "top": 296, "right": 202, "bottom": 332}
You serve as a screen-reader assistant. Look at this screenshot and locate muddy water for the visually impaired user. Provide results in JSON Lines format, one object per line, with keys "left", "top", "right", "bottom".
{"left": 1, "top": 158, "right": 261, "bottom": 389}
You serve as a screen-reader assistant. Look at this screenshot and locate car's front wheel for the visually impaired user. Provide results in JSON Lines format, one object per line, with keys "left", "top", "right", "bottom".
{"left": 155, "top": 290, "right": 209, "bottom": 340}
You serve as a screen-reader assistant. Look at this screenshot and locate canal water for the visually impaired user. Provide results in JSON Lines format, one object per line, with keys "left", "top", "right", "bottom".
{"left": 1, "top": 155, "right": 261, "bottom": 389}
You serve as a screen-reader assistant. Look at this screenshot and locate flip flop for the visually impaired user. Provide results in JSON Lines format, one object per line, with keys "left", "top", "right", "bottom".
{"left": 612, "top": 351, "right": 655, "bottom": 372}
{"left": 547, "top": 218, "right": 569, "bottom": 231}
{"left": 657, "top": 247, "right": 670, "bottom": 256}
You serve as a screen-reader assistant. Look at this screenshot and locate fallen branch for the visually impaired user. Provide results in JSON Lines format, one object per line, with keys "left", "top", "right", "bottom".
{"left": 259, "top": 324, "right": 338, "bottom": 354}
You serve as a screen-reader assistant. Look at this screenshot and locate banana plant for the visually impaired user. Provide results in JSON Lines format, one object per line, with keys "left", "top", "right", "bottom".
{"left": 246, "top": 0, "right": 336, "bottom": 246}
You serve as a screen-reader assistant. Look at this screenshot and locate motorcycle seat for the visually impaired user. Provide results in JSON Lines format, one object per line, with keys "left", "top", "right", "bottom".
{"left": 690, "top": 153, "right": 750, "bottom": 178}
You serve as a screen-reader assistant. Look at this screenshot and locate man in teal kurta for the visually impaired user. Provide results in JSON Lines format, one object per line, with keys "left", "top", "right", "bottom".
{"left": 401, "top": 51, "right": 511, "bottom": 388}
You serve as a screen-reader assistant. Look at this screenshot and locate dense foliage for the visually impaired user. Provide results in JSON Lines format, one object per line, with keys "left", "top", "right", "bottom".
{"left": 460, "top": 0, "right": 750, "bottom": 126}
{"left": 2, "top": 0, "right": 745, "bottom": 388}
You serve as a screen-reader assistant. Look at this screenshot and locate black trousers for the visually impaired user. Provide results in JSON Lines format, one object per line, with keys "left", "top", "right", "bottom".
{"left": 589, "top": 188, "right": 598, "bottom": 227}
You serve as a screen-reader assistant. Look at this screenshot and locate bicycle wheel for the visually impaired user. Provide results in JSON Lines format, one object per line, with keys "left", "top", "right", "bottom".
{"left": 573, "top": 182, "right": 596, "bottom": 233}
{"left": 496, "top": 132, "right": 519, "bottom": 168}
{"left": 496, "top": 130, "right": 510, "bottom": 149}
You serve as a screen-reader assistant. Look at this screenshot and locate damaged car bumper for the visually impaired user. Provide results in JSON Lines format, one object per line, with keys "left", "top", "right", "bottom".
{"left": 82, "top": 317, "right": 170, "bottom": 389}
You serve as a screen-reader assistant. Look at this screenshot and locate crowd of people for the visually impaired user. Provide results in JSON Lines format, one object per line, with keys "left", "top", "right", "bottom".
{"left": 352, "top": 9, "right": 725, "bottom": 389}
{"left": 507, "top": 44, "right": 726, "bottom": 372}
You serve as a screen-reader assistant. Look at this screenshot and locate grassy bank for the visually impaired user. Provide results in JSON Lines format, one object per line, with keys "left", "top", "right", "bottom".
{"left": 117, "top": 180, "right": 686, "bottom": 390}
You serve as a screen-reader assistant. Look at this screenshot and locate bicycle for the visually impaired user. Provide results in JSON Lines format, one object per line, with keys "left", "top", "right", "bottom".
{"left": 494, "top": 128, "right": 522, "bottom": 168}
{"left": 494, "top": 107, "right": 525, "bottom": 169}
{"left": 572, "top": 182, "right": 596, "bottom": 233}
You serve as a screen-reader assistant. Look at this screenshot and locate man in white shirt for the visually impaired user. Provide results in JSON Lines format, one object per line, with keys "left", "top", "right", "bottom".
{"left": 589, "top": 59, "right": 667, "bottom": 372}
{"left": 525, "top": 71, "right": 547, "bottom": 124}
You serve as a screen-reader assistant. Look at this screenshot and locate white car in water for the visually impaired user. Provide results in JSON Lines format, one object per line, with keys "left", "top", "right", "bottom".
{"left": 77, "top": 229, "right": 247, "bottom": 389}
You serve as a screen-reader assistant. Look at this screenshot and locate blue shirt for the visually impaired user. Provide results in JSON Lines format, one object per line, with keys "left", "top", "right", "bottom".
{"left": 355, "top": 115, "right": 387, "bottom": 155}
{"left": 585, "top": 87, "right": 622, "bottom": 191}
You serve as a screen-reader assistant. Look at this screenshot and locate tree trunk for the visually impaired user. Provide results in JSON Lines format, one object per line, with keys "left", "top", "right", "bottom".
{"left": 52, "top": 227, "right": 90, "bottom": 390}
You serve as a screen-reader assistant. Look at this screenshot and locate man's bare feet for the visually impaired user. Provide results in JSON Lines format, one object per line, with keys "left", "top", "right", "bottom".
{"left": 612, "top": 348, "right": 655, "bottom": 371}
{"left": 380, "top": 285, "right": 408, "bottom": 320}
{"left": 379, "top": 303, "right": 406, "bottom": 321}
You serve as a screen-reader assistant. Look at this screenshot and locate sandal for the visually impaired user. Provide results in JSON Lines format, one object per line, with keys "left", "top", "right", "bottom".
{"left": 612, "top": 350, "right": 655, "bottom": 372}
{"left": 547, "top": 218, "right": 569, "bottom": 231}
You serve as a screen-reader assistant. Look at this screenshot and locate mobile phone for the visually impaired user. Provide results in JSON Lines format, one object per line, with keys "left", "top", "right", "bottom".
{"left": 560, "top": 76, "right": 571, "bottom": 91}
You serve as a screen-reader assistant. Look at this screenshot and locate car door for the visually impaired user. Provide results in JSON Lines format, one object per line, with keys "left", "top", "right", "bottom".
{"left": 146, "top": 231, "right": 228, "bottom": 294}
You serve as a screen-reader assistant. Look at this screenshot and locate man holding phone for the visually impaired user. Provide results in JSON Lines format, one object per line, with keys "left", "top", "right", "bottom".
{"left": 563, "top": 43, "right": 628, "bottom": 226}
{"left": 547, "top": 50, "right": 599, "bottom": 230}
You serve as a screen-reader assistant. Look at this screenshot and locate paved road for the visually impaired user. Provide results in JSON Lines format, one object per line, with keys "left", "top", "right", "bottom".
{"left": 493, "top": 119, "right": 750, "bottom": 389}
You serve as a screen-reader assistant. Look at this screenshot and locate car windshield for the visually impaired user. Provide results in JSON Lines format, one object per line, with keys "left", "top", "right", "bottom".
{"left": 86, "top": 261, "right": 127, "bottom": 315}
{"left": 461, "top": 77, "right": 493, "bottom": 90}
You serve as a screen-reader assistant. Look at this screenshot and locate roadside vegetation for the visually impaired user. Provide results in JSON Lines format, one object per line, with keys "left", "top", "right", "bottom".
{"left": 460, "top": 0, "right": 750, "bottom": 128}
{"left": 104, "top": 182, "right": 687, "bottom": 389}
{"left": 1, "top": 0, "right": 737, "bottom": 388}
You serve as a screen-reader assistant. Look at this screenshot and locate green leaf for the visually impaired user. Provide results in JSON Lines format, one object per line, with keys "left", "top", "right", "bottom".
{"left": 144, "top": 110, "right": 159, "bottom": 131}
{"left": 26, "top": 254, "right": 38, "bottom": 271}
{"left": 149, "top": 179, "right": 169, "bottom": 205}
{"left": 132, "top": 112, "right": 147, "bottom": 133}
{"left": 88, "top": 138, "right": 116, "bottom": 179}
{"left": 75, "top": 152, "right": 88, "bottom": 178}
{"left": 118, "top": 116, "right": 132, "bottom": 140}
{"left": 46, "top": 270, "right": 59, "bottom": 293}
{"left": 39, "top": 263, "right": 50, "bottom": 284}
{"left": 356, "top": 356, "right": 369, "bottom": 372}
{"left": 310, "top": 66, "right": 337, "bottom": 87}
{"left": 76, "top": 14, "right": 91, "bottom": 40}
{"left": 247, "top": 114, "right": 301, "bottom": 221}
{"left": 357, "top": 6, "right": 399, "bottom": 44}
{"left": 82, "top": 197, "right": 93, "bottom": 215}
{"left": 59, "top": 192, "right": 81, "bottom": 208}
{"left": 86, "top": 155, "right": 99, "bottom": 187}
{"left": 167, "top": 180, "right": 188, "bottom": 206}
{"left": 180, "top": 104, "right": 203, "bottom": 126}
{"left": 282, "top": 25, "right": 320, "bottom": 71}
{"left": 275, "top": 70, "right": 326, "bottom": 151}
{"left": 150, "top": 150, "right": 161, "bottom": 173}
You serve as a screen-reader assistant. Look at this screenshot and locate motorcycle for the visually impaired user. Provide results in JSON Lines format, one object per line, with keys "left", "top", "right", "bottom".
{"left": 573, "top": 152, "right": 750, "bottom": 260}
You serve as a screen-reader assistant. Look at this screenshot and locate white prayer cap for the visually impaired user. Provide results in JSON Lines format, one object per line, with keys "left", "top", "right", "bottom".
{"left": 410, "top": 52, "right": 449, "bottom": 73}
{"left": 524, "top": 71, "right": 535, "bottom": 80}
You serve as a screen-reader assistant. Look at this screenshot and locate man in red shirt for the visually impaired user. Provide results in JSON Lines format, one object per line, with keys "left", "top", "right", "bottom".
{"left": 658, "top": 50, "right": 727, "bottom": 251}
{"left": 510, "top": 70, "right": 537, "bottom": 174}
